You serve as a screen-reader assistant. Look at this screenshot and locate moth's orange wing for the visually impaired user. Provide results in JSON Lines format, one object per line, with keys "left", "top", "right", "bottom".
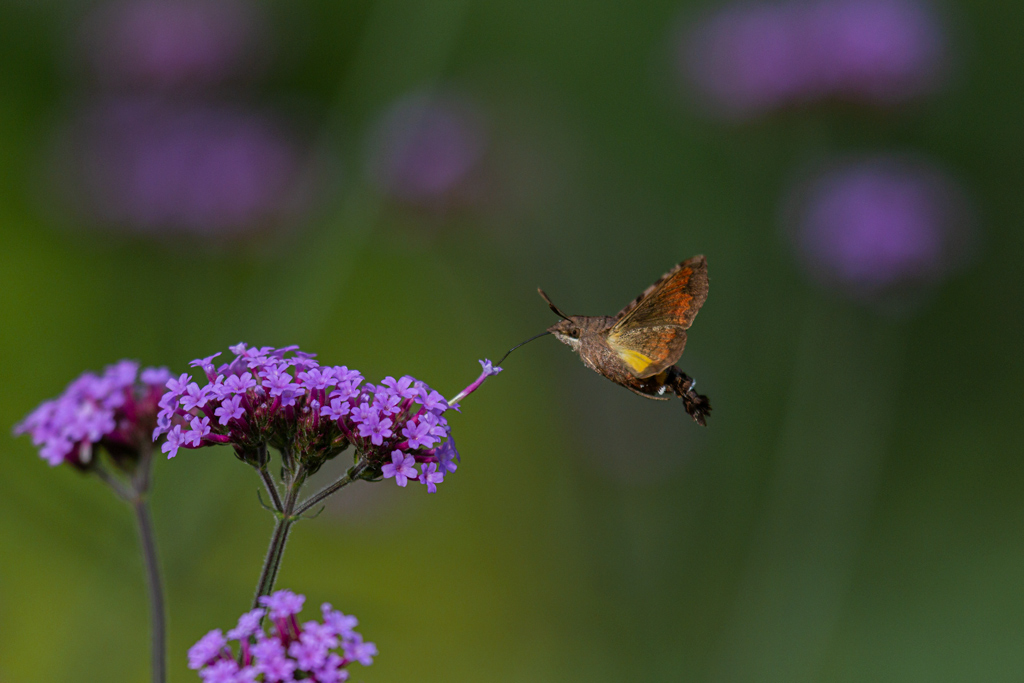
{"left": 607, "top": 325, "right": 688, "bottom": 378}
{"left": 613, "top": 255, "right": 708, "bottom": 327}
{"left": 607, "top": 255, "right": 708, "bottom": 379}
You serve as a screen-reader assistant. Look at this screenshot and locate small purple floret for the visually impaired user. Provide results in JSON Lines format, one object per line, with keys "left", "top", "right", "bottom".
{"left": 188, "top": 629, "right": 227, "bottom": 670}
{"left": 419, "top": 463, "right": 444, "bottom": 493}
{"left": 321, "top": 604, "right": 357, "bottom": 638}
{"left": 356, "top": 413, "right": 394, "bottom": 446}
{"left": 418, "top": 388, "right": 448, "bottom": 413}
{"left": 161, "top": 425, "right": 185, "bottom": 458}
{"left": 180, "top": 383, "right": 210, "bottom": 411}
{"left": 259, "top": 589, "right": 306, "bottom": 619}
{"left": 213, "top": 395, "right": 245, "bottom": 425}
{"left": 372, "top": 390, "right": 402, "bottom": 415}
{"left": 381, "top": 375, "right": 418, "bottom": 399}
{"left": 226, "top": 608, "right": 265, "bottom": 641}
{"left": 223, "top": 372, "right": 257, "bottom": 394}
{"left": 381, "top": 450, "right": 418, "bottom": 487}
{"left": 418, "top": 411, "right": 449, "bottom": 440}
{"left": 344, "top": 634, "right": 378, "bottom": 666}
{"left": 190, "top": 352, "right": 222, "bottom": 372}
{"left": 479, "top": 359, "right": 503, "bottom": 377}
{"left": 355, "top": 401, "right": 380, "bottom": 426}
{"left": 322, "top": 397, "right": 350, "bottom": 421}
{"left": 262, "top": 370, "right": 297, "bottom": 398}
{"left": 297, "top": 368, "right": 332, "bottom": 391}
{"left": 199, "top": 658, "right": 238, "bottom": 683}
{"left": 402, "top": 419, "right": 437, "bottom": 450}
{"left": 447, "top": 358, "right": 504, "bottom": 408}
{"left": 140, "top": 367, "right": 172, "bottom": 386}
{"left": 437, "top": 431, "right": 460, "bottom": 473}
{"left": 185, "top": 415, "right": 212, "bottom": 447}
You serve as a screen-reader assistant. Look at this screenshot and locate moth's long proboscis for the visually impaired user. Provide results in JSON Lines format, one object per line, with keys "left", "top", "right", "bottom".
{"left": 496, "top": 331, "right": 551, "bottom": 367}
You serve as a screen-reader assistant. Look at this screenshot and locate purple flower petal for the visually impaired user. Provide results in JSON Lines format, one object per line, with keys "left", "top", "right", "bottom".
{"left": 188, "top": 629, "right": 226, "bottom": 670}
{"left": 418, "top": 462, "right": 444, "bottom": 493}
{"left": 259, "top": 590, "right": 306, "bottom": 619}
{"left": 381, "top": 450, "right": 418, "bottom": 487}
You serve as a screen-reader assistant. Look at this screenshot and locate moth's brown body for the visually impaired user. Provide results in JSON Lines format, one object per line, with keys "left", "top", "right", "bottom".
{"left": 543, "top": 255, "right": 712, "bottom": 425}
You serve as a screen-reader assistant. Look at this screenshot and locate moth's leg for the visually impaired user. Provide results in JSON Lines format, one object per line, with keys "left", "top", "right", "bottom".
{"left": 666, "top": 367, "right": 711, "bottom": 426}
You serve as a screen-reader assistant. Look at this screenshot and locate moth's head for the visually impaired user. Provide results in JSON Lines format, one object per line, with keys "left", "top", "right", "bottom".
{"left": 548, "top": 318, "right": 583, "bottom": 351}
{"left": 538, "top": 288, "right": 582, "bottom": 351}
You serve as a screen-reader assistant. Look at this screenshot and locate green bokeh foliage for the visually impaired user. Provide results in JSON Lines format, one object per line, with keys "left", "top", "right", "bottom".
{"left": 1, "top": 0, "right": 1022, "bottom": 681}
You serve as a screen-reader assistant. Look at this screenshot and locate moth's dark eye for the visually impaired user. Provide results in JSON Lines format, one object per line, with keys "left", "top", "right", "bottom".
{"left": 568, "top": 329, "right": 580, "bottom": 339}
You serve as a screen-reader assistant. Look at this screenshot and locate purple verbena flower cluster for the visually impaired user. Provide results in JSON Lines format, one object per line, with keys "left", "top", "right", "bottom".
{"left": 153, "top": 343, "right": 478, "bottom": 491}
{"left": 14, "top": 360, "right": 170, "bottom": 468}
{"left": 188, "top": 590, "right": 375, "bottom": 683}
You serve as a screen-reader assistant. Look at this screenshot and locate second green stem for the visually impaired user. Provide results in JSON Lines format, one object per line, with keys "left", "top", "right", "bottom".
{"left": 251, "top": 470, "right": 304, "bottom": 609}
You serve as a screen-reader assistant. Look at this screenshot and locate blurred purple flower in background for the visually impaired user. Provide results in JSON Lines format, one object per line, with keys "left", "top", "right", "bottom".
{"left": 785, "top": 155, "right": 972, "bottom": 301}
{"left": 679, "top": 0, "right": 946, "bottom": 118}
{"left": 802, "top": 0, "right": 946, "bottom": 102}
{"left": 367, "top": 90, "right": 487, "bottom": 206}
{"left": 45, "top": 0, "right": 322, "bottom": 240}
{"left": 78, "top": 0, "right": 263, "bottom": 90}
{"left": 57, "top": 97, "right": 309, "bottom": 237}
{"left": 683, "top": 3, "right": 811, "bottom": 117}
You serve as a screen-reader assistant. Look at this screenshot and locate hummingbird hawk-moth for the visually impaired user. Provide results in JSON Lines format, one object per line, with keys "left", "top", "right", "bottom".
{"left": 540, "top": 255, "right": 711, "bottom": 425}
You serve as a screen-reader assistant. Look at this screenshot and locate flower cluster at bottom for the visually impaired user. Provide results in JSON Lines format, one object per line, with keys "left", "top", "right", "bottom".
{"left": 188, "top": 590, "right": 375, "bottom": 683}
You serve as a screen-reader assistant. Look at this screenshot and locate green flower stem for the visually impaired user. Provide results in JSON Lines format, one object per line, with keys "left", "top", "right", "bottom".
{"left": 93, "top": 462, "right": 133, "bottom": 500}
{"left": 258, "top": 466, "right": 284, "bottom": 512}
{"left": 95, "top": 453, "right": 166, "bottom": 683}
{"left": 293, "top": 461, "right": 367, "bottom": 517}
{"left": 133, "top": 497, "right": 166, "bottom": 683}
{"left": 251, "top": 468, "right": 306, "bottom": 609}
{"left": 252, "top": 515, "right": 294, "bottom": 608}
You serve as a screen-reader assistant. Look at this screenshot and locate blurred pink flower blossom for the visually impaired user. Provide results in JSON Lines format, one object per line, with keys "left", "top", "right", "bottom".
{"left": 79, "top": 0, "right": 263, "bottom": 90}
{"left": 56, "top": 97, "right": 310, "bottom": 236}
{"left": 367, "top": 90, "right": 487, "bottom": 205}
{"left": 680, "top": 0, "right": 946, "bottom": 118}
{"left": 785, "top": 155, "right": 972, "bottom": 301}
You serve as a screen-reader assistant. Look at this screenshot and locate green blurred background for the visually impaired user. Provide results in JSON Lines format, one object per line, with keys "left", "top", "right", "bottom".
{"left": 1, "top": 0, "right": 1022, "bottom": 681}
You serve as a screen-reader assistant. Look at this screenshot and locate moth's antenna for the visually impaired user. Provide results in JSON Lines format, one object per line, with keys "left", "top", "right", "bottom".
{"left": 496, "top": 331, "right": 551, "bottom": 367}
{"left": 537, "top": 288, "right": 571, "bottom": 321}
